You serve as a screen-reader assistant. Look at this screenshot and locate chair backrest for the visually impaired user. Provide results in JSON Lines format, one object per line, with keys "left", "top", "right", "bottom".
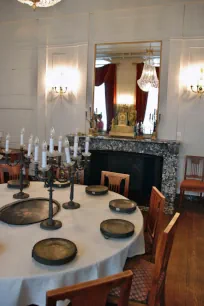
{"left": 75, "top": 169, "right": 84, "bottom": 185}
{"left": 0, "top": 164, "right": 20, "bottom": 183}
{"left": 46, "top": 270, "right": 133, "bottom": 306}
{"left": 148, "top": 212, "right": 180, "bottom": 306}
{"left": 100, "top": 171, "right": 130, "bottom": 197}
{"left": 184, "top": 155, "right": 204, "bottom": 181}
{"left": 146, "top": 186, "right": 165, "bottom": 259}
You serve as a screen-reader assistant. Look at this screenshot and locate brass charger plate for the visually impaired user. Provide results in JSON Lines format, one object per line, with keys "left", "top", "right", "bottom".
{"left": 32, "top": 238, "right": 77, "bottom": 266}
{"left": 7, "top": 179, "right": 30, "bottom": 189}
{"left": 109, "top": 199, "right": 137, "bottom": 213}
{"left": 86, "top": 185, "right": 108, "bottom": 196}
{"left": 0, "top": 197, "right": 60, "bottom": 225}
{"left": 100, "top": 219, "right": 135, "bottom": 239}
{"left": 44, "top": 180, "right": 70, "bottom": 188}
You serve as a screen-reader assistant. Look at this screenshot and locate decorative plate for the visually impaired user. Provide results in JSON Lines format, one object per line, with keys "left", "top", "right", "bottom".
{"left": 109, "top": 199, "right": 137, "bottom": 213}
{"left": 100, "top": 219, "right": 135, "bottom": 239}
{"left": 7, "top": 179, "right": 30, "bottom": 189}
{"left": 32, "top": 238, "right": 77, "bottom": 266}
{"left": 0, "top": 197, "right": 60, "bottom": 225}
{"left": 85, "top": 185, "right": 108, "bottom": 195}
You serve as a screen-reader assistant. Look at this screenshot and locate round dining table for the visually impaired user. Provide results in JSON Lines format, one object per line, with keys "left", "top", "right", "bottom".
{"left": 0, "top": 182, "right": 145, "bottom": 306}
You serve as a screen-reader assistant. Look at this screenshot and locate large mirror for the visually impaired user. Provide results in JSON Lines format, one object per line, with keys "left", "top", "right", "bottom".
{"left": 93, "top": 41, "right": 161, "bottom": 138}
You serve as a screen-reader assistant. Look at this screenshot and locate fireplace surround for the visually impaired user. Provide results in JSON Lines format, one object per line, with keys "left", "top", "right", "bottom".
{"left": 68, "top": 136, "right": 180, "bottom": 213}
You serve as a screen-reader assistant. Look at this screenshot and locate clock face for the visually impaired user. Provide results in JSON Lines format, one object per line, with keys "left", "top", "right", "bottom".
{"left": 118, "top": 113, "right": 127, "bottom": 125}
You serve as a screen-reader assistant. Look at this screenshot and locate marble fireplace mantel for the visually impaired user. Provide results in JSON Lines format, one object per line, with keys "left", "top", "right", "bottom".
{"left": 68, "top": 136, "right": 180, "bottom": 213}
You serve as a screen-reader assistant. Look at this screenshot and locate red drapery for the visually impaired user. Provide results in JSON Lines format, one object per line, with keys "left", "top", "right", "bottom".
{"left": 136, "top": 63, "right": 148, "bottom": 123}
{"left": 136, "top": 64, "right": 160, "bottom": 123}
{"left": 95, "top": 64, "right": 116, "bottom": 131}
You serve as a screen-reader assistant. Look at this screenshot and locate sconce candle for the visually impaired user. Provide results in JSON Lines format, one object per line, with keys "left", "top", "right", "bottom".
{"left": 85, "top": 137, "right": 90, "bottom": 154}
{"left": 5, "top": 133, "right": 10, "bottom": 153}
{"left": 49, "top": 127, "right": 55, "bottom": 154}
{"left": 42, "top": 141, "right": 47, "bottom": 169}
{"left": 27, "top": 135, "right": 33, "bottom": 157}
{"left": 20, "top": 128, "right": 25, "bottom": 147}
{"left": 73, "top": 135, "right": 79, "bottom": 157}
{"left": 64, "top": 138, "right": 71, "bottom": 163}
{"left": 58, "top": 136, "right": 63, "bottom": 153}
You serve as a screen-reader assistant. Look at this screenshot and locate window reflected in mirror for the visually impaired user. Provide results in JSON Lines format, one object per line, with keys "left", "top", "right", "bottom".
{"left": 93, "top": 41, "right": 161, "bottom": 137}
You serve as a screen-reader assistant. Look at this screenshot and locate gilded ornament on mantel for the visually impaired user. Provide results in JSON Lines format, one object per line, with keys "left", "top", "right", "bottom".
{"left": 109, "top": 104, "right": 137, "bottom": 138}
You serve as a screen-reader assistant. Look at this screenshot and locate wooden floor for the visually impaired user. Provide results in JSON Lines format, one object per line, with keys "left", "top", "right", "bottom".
{"left": 126, "top": 198, "right": 204, "bottom": 306}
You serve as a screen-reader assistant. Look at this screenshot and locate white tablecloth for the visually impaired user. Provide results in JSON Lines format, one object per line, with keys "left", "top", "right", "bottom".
{"left": 0, "top": 182, "right": 145, "bottom": 306}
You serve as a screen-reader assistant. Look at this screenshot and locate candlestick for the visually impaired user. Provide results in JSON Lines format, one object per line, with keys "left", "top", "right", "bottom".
{"left": 34, "top": 137, "right": 39, "bottom": 162}
{"left": 27, "top": 134, "right": 33, "bottom": 157}
{"left": 58, "top": 136, "right": 62, "bottom": 153}
{"left": 42, "top": 141, "right": 47, "bottom": 168}
{"left": 49, "top": 127, "right": 55, "bottom": 154}
{"left": 85, "top": 136, "right": 90, "bottom": 154}
{"left": 20, "top": 128, "right": 25, "bottom": 147}
{"left": 5, "top": 133, "right": 10, "bottom": 153}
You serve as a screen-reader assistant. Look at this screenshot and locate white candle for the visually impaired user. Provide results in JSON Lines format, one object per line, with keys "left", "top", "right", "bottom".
{"left": 73, "top": 135, "right": 78, "bottom": 157}
{"left": 34, "top": 137, "right": 39, "bottom": 162}
{"left": 27, "top": 135, "right": 33, "bottom": 157}
{"left": 65, "top": 147, "right": 71, "bottom": 163}
{"left": 49, "top": 127, "right": 55, "bottom": 154}
{"left": 64, "top": 137, "right": 71, "bottom": 163}
{"left": 49, "top": 138, "right": 54, "bottom": 153}
{"left": 58, "top": 136, "right": 62, "bottom": 153}
{"left": 27, "top": 144, "right": 32, "bottom": 157}
{"left": 34, "top": 146, "right": 39, "bottom": 162}
{"left": 42, "top": 141, "right": 47, "bottom": 168}
{"left": 5, "top": 133, "right": 10, "bottom": 152}
{"left": 20, "top": 128, "right": 25, "bottom": 146}
{"left": 85, "top": 136, "right": 89, "bottom": 154}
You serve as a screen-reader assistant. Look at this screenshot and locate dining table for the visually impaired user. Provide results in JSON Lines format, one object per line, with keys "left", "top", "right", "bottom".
{"left": 0, "top": 181, "right": 145, "bottom": 306}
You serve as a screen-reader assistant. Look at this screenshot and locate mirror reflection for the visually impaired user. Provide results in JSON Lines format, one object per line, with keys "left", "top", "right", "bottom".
{"left": 93, "top": 41, "right": 161, "bottom": 137}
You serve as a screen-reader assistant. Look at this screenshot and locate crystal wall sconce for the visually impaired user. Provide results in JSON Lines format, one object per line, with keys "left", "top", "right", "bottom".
{"left": 191, "top": 68, "right": 204, "bottom": 97}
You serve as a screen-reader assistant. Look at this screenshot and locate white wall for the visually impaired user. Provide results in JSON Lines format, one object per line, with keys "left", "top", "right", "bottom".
{"left": 1, "top": 1, "right": 204, "bottom": 186}
{"left": 114, "top": 59, "right": 136, "bottom": 105}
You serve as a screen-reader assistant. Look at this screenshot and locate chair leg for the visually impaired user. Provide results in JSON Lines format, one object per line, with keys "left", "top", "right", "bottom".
{"left": 179, "top": 190, "right": 184, "bottom": 208}
{"left": 160, "top": 287, "right": 165, "bottom": 306}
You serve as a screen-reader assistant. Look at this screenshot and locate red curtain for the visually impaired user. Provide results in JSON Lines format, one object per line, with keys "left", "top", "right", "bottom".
{"left": 95, "top": 64, "right": 116, "bottom": 131}
{"left": 136, "top": 63, "right": 148, "bottom": 123}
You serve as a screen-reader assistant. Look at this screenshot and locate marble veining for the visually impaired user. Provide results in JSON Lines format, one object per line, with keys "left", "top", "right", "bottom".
{"left": 68, "top": 136, "right": 180, "bottom": 214}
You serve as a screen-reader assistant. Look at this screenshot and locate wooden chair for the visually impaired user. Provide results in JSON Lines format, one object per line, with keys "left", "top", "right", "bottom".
{"left": 0, "top": 164, "right": 21, "bottom": 183}
{"left": 179, "top": 155, "right": 204, "bottom": 207}
{"left": 108, "top": 212, "right": 180, "bottom": 306}
{"left": 46, "top": 270, "right": 133, "bottom": 306}
{"left": 100, "top": 171, "right": 130, "bottom": 197}
{"left": 145, "top": 186, "right": 165, "bottom": 261}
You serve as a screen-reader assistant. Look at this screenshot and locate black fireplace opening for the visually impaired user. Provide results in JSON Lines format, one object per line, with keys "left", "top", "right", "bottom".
{"left": 87, "top": 150, "right": 163, "bottom": 206}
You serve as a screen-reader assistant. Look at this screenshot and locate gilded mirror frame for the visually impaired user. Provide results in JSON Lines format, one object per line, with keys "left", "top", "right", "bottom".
{"left": 92, "top": 40, "right": 162, "bottom": 139}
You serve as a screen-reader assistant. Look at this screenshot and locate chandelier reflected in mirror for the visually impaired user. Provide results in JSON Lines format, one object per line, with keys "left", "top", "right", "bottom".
{"left": 137, "top": 48, "right": 159, "bottom": 92}
{"left": 17, "top": 0, "right": 62, "bottom": 10}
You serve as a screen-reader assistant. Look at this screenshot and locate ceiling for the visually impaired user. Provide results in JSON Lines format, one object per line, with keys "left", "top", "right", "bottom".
{"left": 96, "top": 41, "right": 161, "bottom": 61}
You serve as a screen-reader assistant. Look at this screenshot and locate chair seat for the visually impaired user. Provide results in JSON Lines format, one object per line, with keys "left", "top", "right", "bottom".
{"left": 109, "top": 260, "right": 154, "bottom": 304}
{"left": 180, "top": 179, "right": 204, "bottom": 190}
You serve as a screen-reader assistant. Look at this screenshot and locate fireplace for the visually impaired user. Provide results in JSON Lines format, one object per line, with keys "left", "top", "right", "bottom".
{"left": 87, "top": 150, "right": 163, "bottom": 206}
{"left": 67, "top": 135, "right": 180, "bottom": 213}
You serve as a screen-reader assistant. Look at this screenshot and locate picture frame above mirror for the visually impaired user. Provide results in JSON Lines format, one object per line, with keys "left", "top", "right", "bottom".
{"left": 92, "top": 41, "right": 162, "bottom": 139}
